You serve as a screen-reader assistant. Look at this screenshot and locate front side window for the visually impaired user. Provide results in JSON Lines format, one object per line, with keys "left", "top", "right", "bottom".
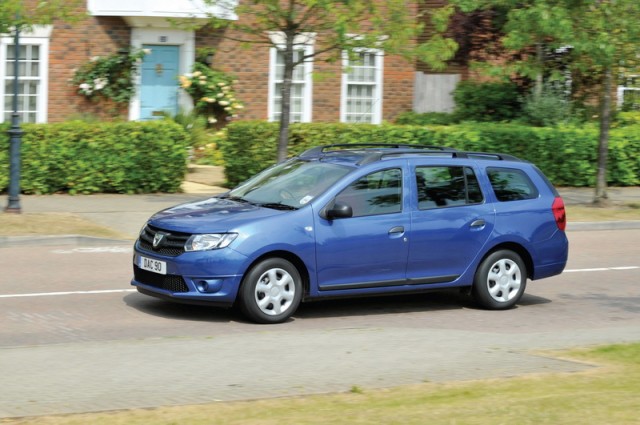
{"left": 268, "top": 46, "right": 313, "bottom": 123}
{"left": 341, "top": 50, "right": 383, "bottom": 124}
{"left": 487, "top": 167, "right": 539, "bottom": 202}
{"left": 334, "top": 168, "right": 402, "bottom": 217}
{"left": 416, "top": 166, "right": 484, "bottom": 209}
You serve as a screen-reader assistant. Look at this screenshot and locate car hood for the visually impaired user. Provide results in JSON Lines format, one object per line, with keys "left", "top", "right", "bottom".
{"left": 147, "top": 197, "right": 284, "bottom": 234}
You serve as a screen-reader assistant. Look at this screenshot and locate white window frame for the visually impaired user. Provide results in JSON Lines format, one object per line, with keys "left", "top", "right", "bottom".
{"left": 341, "top": 48, "right": 383, "bottom": 124}
{"left": 617, "top": 74, "right": 640, "bottom": 109}
{"left": 0, "top": 26, "right": 51, "bottom": 123}
{"left": 267, "top": 33, "right": 314, "bottom": 123}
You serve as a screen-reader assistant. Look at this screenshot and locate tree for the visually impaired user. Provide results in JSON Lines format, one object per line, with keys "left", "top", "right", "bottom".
{"left": 0, "top": 0, "right": 80, "bottom": 33}
{"left": 440, "top": 0, "right": 640, "bottom": 204}
{"left": 201, "top": 0, "right": 457, "bottom": 162}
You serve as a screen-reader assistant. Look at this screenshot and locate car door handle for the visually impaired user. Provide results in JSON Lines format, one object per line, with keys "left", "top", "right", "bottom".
{"left": 389, "top": 226, "right": 405, "bottom": 235}
{"left": 470, "top": 219, "right": 486, "bottom": 228}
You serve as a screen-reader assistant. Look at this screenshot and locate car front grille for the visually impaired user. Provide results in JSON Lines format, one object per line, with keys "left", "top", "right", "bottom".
{"left": 138, "top": 224, "right": 190, "bottom": 256}
{"left": 133, "top": 265, "right": 189, "bottom": 293}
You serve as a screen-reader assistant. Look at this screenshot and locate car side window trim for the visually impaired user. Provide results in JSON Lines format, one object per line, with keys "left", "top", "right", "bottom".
{"left": 415, "top": 165, "right": 484, "bottom": 210}
{"left": 332, "top": 167, "right": 403, "bottom": 217}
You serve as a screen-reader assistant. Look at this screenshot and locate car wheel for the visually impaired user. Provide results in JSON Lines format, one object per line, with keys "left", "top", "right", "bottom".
{"left": 473, "top": 250, "right": 527, "bottom": 310}
{"left": 239, "top": 258, "right": 302, "bottom": 324}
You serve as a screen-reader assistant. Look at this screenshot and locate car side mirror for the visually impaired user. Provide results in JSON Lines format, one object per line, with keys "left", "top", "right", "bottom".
{"left": 324, "top": 202, "right": 353, "bottom": 220}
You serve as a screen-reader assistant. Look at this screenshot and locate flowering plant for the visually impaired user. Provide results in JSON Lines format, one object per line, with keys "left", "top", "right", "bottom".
{"left": 179, "top": 62, "right": 243, "bottom": 127}
{"left": 72, "top": 48, "right": 149, "bottom": 104}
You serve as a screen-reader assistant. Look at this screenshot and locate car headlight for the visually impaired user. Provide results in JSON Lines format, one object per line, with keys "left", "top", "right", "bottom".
{"left": 185, "top": 233, "right": 238, "bottom": 252}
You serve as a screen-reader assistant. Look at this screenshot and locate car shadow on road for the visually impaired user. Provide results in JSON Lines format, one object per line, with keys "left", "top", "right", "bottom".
{"left": 123, "top": 290, "right": 553, "bottom": 324}
{"left": 123, "top": 293, "right": 240, "bottom": 323}
{"left": 293, "top": 290, "right": 472, "bottom": 319}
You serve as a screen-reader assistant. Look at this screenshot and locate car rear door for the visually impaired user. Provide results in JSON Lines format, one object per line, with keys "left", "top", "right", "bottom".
{"left": 407, "top": 162, "right": 495, "bottom": 284}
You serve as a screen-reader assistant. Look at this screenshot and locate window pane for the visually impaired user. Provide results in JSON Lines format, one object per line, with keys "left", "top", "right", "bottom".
{"left": 488, "top": 167, "right": 539, "bottom": 202}
{"left": 416, "top": 166, "right": 479, "bottom": 209}
{"left": 272, "top": 48, "right": 308, "bottom": 122}
{"left": 336, "top": 169, "right": 402, "bottom": 217}
{"left": 465, "top": 167, "right": 484, "bottom": 203}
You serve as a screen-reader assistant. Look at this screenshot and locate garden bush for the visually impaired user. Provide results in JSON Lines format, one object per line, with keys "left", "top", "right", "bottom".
{"left": 452, "top": 80, "right": 523, "bottom": 122}
{"left": 219, "top": 121, "right": 640, "bottom": 188}
{"left": 394, "top": 111, "right": 458, "bottom": 126}
{"left": 0, "top": 120, "right": 189, "bottom": 194}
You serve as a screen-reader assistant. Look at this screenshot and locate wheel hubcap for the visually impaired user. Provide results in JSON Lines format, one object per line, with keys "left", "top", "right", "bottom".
{"left": 486, "top": 259, "right": 522, "bottom": 303}
{"left": 254, "top": 268, "right": 295, "bottom": 316}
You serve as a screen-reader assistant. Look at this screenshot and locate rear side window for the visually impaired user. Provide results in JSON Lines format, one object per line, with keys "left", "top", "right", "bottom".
{"left": 487, "top": 167, "right": 539, "bottom": 202}
{"left": 416, "top": 166, "right": 484, "bottom": 209}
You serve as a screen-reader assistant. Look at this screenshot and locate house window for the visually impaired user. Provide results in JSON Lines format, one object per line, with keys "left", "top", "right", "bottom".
{"left": 268, "top": 45, "right": 313, "bottom": 123}
{"left": 618, "top": 75, "right": 640, "bottom": 111}
{"left": 341, "top": 50, "right": 383, "bottom": 124}
{"left": 1, "top": 27, "right": 50, "bottom": 123}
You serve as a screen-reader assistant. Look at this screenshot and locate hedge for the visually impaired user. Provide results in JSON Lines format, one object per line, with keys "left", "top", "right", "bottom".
{"left": 219, "top": 121, "right": 640, "bottom": 188}
{"left": 0, "top": 120, "right": 189, "bottom": 194}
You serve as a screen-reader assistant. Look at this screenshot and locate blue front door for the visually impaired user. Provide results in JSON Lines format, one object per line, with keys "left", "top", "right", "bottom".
{"left": 140, "top": 45, "right": 179, "bottom": 120}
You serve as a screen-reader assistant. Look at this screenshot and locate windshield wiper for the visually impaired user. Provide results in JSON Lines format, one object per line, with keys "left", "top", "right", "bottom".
{"left": 256, "top": 202, "right": 298, "bottom": 211}
{"left": 220, "top": 195, "right": 251, "bottom": 204}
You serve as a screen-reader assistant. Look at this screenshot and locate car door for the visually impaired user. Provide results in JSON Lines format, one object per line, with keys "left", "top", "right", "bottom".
{"left": 407, "top": 163, "right": 495, "bottom": 283}
{"left": 314, "top": 167, "right": 410, "bottom": 291}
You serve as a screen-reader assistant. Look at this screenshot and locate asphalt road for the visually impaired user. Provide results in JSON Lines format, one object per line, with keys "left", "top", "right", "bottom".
{"left": 1, "top": 229, "right": 639, "bottom": 418}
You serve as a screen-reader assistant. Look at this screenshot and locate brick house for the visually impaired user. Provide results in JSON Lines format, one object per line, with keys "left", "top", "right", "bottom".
{"left": 0, "top": 0, "right": 467, "bottom": 126}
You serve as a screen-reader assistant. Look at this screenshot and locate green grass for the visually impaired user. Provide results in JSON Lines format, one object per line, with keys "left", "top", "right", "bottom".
{"left": 5, "top": 343, "right": 639, "bottom": 425}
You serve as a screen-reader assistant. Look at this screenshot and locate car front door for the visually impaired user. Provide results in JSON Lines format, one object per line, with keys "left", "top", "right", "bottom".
{"left": 314, "top": 167, "right": 410, "bottom": 292}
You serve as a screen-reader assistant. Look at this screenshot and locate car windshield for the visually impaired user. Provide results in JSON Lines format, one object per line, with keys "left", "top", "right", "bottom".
{"left": 226, "top": 159, "right": 352, "bottom": 209}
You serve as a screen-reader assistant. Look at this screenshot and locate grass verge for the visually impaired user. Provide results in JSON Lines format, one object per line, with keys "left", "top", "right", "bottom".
{"left": 567, "top": 203, "right": 640, "bottom": 222}
{"left": 0, "top": 213, "right": 129, "bottom": 240}
{"left": 4, "top": 343, "right": 639, "bottom": 425}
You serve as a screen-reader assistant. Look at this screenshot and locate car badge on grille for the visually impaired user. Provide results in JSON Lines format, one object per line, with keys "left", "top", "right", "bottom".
{"left": 153, "top": 232, "right": 167, "bottom": 249}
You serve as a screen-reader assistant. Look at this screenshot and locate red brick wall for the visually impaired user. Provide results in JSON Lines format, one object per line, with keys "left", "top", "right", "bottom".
{"left": 48, "top": 12, "right": 131, "bottom": 122}
{"left": 202, "top": 31, "right": 415, "bottom": 123}
{"left": 45, "top": 4, "right": 416, "bottom": 123}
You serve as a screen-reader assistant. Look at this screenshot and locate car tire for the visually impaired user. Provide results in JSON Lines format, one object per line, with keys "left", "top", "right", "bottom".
{"left": 239, "top": 258, "right": 302, "bottom": 324}
{"left": 473, "top": 250, "right": 527, "bottom": 310}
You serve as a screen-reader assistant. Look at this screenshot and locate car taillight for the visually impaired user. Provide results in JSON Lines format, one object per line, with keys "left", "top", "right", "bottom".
{"left": 552, "top": 197, "right": 566, "bottom": 231}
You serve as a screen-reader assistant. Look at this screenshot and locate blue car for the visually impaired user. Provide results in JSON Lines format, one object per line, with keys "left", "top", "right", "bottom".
{"left": 132, "top": 144, "right": 568, "bottom": 323}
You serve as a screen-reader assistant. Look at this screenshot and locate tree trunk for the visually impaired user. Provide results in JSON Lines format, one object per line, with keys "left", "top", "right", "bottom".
{"left": 276, "top": 35, "right": 296, "bottom": 163}
{"left": 534, "top": 42, "right": 544, "bottom": 100}
{"left": 594, "top": 67, "right": 612, "bottom": 205}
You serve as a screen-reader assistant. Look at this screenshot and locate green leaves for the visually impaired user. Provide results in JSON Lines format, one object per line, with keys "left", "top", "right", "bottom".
{"left": 0, "top": 121, "right": 189, "bottom": 195}
{"left": 71, "top": 48, "right": 148, "bottom": 105}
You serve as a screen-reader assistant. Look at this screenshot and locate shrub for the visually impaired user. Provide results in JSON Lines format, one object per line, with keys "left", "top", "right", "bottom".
{"left": 615, "top": 111, "right": 640, "bottom": 127}
{"left": 178, "top": 62, "right": 243, "bottom": 127}
{"left": 520, "top": 86, "right": 573, "bottom": 127}
{"left": 452, "top": 80, "right": 523, "bottom": 122}
{"left": 395, "top": 111, "right": 458, "bottom": 126}
{"left": 0, "top": 120, "right": 189, "bottom": 194}
{"left": 219, "top": 121, "right": 640, "bottom": 188}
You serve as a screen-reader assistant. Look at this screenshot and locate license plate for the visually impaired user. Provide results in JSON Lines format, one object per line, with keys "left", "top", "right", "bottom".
{"left": 137, "top": 255, "right": 167, "bottom": 275}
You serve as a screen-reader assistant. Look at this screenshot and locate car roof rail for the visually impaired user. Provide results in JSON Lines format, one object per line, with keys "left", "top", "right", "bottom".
{"left": 299, "top": 143, "right": 456, "bottom": 159}
{"left": 454, "top": 151, "right": 524, "bottom": 162}
{"left": 298, "top": 144, "right": 524, "bottom": 164}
